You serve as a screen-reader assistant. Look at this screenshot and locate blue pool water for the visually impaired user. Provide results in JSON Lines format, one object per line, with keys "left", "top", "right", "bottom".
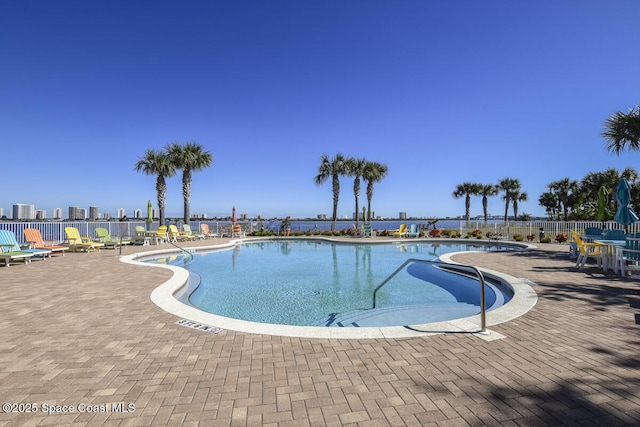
{"left": 146, "top": 240, "right": 516, "bottom": 327}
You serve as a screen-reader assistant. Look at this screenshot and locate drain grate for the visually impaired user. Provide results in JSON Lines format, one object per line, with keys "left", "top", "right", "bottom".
{"left": 176, "top": 319, "right": 222, "bottom": 334}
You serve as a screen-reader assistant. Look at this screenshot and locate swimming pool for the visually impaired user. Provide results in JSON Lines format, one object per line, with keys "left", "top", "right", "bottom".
{"left": 144, "top": 240, "right": 519, "bottom": 328}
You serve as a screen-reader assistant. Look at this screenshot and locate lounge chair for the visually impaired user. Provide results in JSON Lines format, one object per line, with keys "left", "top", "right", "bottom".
{"left": 570, "top": 231, "right": 604, "bottom": 270}
{"left": 95, "top": 227, "right": 131, "bottom": 249}
{"left": 392, "top": 224, "right": 408, "bottom": 238}
{"left": 182, "top": 224, "right": 204, "bottom": 240}
{"left": 407, "top": 224, "right": 420, "bottom": 238}
{"left": 23, "top": 228, "right": 68, "bottom": 256}
{"left": 0, "top": 230, "right": 51, "bottom": 260}
{"left": 200, "top": 223, "right": 218, "bottom": 238}
{"left": 0, "top": 244, "right": 34, "bottom": 267}
{"left": 168, "top": 225, "right": 194, "bottom": 242}
{"left": 64, "top": 227, "right": 105, "bottom": 252}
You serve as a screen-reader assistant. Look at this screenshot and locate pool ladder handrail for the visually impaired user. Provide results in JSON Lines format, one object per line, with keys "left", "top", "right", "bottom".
{"left": 372, "top": 258, "right": 487, "bottom": 333}
{"left": 167, "top": 229, "right": 195, "bottom": 264}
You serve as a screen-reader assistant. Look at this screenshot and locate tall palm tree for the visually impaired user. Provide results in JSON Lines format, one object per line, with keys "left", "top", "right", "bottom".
{"left": 538, "top": 191, "right": 560, "bottom": 220}
{"left": 452, "top": 182, "right": 481, "bottom": 222}
{"left": 134, "top": 149, "right": 176, "bottom": 227}
{"left": 166, "top": 142, "right": 213, "bottom": 224}
{"left": 479, "top": 184, "right": 499, "bottom": 222}
{"left": 362, "top": 161, "right": 388, "bottom": 222}
{"left": 548, "top": 178, "right": 578, "bottom": 221}
{"left": 345, "top": 157, "right": 367, "bottom": 227}
{"left": 512, "top": 190, "right": 528, "bottom": 221}
{"left": 314, "top": 153, "right": 348, "bottom": 231}
{"left": 497, "top": 178, "right": 520, "bottom": 221}
{"left": 603, "top": 105, "right": 640, "bottom": 154}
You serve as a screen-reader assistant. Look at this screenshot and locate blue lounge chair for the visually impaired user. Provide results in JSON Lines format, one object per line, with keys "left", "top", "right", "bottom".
{"left": 407, "top": 224, "right": 420, "bottom": 238}
{"left": 0, "top": 230, "right": 51, "bottom": 260}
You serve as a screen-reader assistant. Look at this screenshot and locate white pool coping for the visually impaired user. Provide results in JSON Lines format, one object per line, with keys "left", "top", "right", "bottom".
{"left": 120, "top": 238, "right": 538, "bottom": 340}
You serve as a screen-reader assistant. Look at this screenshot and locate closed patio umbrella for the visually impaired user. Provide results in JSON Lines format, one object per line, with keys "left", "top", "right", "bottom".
{"left": 614, "top": 178, "right": 638, "bottom": 229}
{"left": 232, "top": 206, "right": 236, "bottom": 223}
{"left": 596, "top": 185, "right": 611, "bottom": 222}
{"left": 146, "top": 200, "right": 153, "bottom": 230}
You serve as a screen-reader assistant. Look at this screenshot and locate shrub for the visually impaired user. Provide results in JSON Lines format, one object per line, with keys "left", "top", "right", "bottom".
{"left": 526, "top": 234, "right": 535, "bottom": 242}
{"left": 429, "top": 229, "right": 442, "bottom": 237}
{"left": 555, "top": 233, "right": 568, "bottom": 243}
{"left": 513, "top": 234, "right": 524, "bottom": 242}
{"left": 448, "top": 230, "right": 461, "bottom": 238}
{"left": 470, "top": 229, "right": 483, "bottom": 238}
{"left": 540, "top": 237, "right": 552, "bottom": 243}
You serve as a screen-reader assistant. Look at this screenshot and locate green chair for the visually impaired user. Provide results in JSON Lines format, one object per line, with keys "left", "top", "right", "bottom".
{"left": 182, "top": 224, "right": 205, "bottom": 240}
{"left": 95, "top": 227, "right": 131, "bottom": 249}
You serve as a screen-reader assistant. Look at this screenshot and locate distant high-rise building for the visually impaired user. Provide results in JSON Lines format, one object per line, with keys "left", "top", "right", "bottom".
{"left": 13, "top": 203, "right": 35, "bottom": 220}
{"left": 52, "top": 208, "right": 62, "bottom": 219}
{"left": 104, "top": 212, "right": 112, "bottom": 220}
{"left": 35, "top": 210, "right": 47, "bottom": 220}
{"left": 89, "top": 206, "right": 99, "bottom": 220}
{"left": 134, "top": 209, "right": 142, "bottom": 219}
{"left": 79, "top": 208, "right": 87, "bottom": 219}
{"left": 117, "top": 208, "right": 126, "bottom": 219}
{"left": 399, "top": 211, "right": 407, "bottom": 220}
{"left": 68, "top": 206, "right": 82, "bottom": 220}
{"left": 317, "top": 214, "right": 327, "bottom": 220}
{"left": 0, "top": 207, "right": 4, "bottom": 218}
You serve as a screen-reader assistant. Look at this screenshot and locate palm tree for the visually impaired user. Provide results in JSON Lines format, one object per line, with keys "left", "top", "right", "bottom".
{"left": 362, "top": 161, "right": 389, "bottom": 222}
{"left": 166, "top": 142, "right": 213, "bottom": 224}
{"left": 314, "top": 153, "right": 348, "bottom": 231}
{"left": 603, "top": 105, "right": 640, "bottom": 154}
{"left": 134, "top": 149, "right": 176, "bottom": 227}
{"left": 538, "top": 191, "right": 559, "bottom": 220}
{"left": 345, "top": 157, "right": 367, "bottom": 228}
{"left": 452, "top": 182, "right": 481, "bottom": 222}
{"left": 479, "top": 184, "right": 499, "bottom": 222}
{"left": 548, "top": 178, "right": 578, "bottom": 221}
{"left": 497, "top": 178, "right": 520, "bottom": 221}
{"left": 512, "top": 190, "right": 528, "bottom": 221}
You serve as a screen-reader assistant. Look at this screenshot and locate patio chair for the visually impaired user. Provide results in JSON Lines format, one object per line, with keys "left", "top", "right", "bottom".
{"left": 64, "top": 227, "right": 105, "bottom": 252}
{"left": 23, "top": 228, "right": 68, "bottom": 256}
{"left": 232, "top": 224, "right": 245, "bottom": 238}
{"left": 0, "top": 243, "right": 34, "bottom": 266}
{"left": 168, "top": 225, "right": 194, "bottom": 242}
{"left": 570, "top": 231, "right": 604, "bottom": 270}
{"left": 604, "top": 229, "right": 626, "bottom": 240}
{"left": 584, "top": 227, "right": 604, "bottom": 239}
{"left": 182, "top": 224, "right": 205, "bottom": 239}
{"left": 616, "top": 233, "right": 640, "bottom": 277}
{"left": 200, "top": 223, "right": 218, "bottom": 238}
{"left": 362, "top": 222, "right": 374, "bottom": 237}
{"left": 0, "top": 229, "right": 51, "bottom": 260}
{"left": 392, "top": 224, "right": 408, "bottom": 238}
{"left": 406, "top": 224, "right": 420, "bottom": 238}
{"left": 95, "top": 227, "right": 131, "bottom": 249}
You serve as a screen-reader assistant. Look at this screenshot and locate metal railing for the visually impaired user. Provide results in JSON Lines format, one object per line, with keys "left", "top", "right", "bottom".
{"left": 372, "top": 258, "right": 487, "bottom": 333}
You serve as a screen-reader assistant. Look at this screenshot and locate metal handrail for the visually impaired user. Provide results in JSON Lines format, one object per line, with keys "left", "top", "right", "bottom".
{"left": 167, "top": 230, "right": 195, "bottom": 263}
{"left": 372, "top": 258, "right": 487, "bottom": 333}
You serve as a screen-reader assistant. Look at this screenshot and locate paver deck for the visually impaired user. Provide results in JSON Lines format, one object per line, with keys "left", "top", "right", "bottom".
{"left": 1, "top": 238, "right": 639, "bottom": 426}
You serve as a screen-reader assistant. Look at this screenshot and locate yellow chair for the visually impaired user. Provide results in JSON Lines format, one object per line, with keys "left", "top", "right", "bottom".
{"left": 392, "top": 224, "right": 408, "bottom": 238}
{"left": 155, "top": 225, "right": 169, "bottom": 243}
{"left": 168, "top": 225, "right": 195, "bottom": 242}
{"left": 64, "top": 227, "right": 105, "bottom": 252}
{"left": 571, "top": 231, "right": 604, "bottom": 270}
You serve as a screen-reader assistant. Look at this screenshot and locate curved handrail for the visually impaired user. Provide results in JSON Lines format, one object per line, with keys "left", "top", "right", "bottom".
{"left": 372, "top": 258, "right": 487, "bottom": 333}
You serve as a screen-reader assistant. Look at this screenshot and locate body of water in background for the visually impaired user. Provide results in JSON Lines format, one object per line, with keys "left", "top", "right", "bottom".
{"left": 260, "top": 219, "right": 504, "bottom": 233}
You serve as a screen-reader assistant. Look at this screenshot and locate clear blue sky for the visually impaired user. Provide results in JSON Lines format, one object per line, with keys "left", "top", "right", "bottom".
{"left": 2, "top": 1, "right": 639, "bottom": 220}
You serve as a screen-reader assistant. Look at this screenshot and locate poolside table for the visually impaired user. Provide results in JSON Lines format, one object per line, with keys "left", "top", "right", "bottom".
{"left": 594, "top": 239, "right": 626, "bottom": 272}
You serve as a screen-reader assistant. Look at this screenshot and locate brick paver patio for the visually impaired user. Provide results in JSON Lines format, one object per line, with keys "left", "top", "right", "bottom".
{"left": 1, "top": 238, "right": 639, "bottom": 426}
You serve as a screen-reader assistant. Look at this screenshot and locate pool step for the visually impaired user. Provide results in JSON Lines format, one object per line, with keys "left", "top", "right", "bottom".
{"left": 321, "top": 303, "right": 480, "bottom": 328}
